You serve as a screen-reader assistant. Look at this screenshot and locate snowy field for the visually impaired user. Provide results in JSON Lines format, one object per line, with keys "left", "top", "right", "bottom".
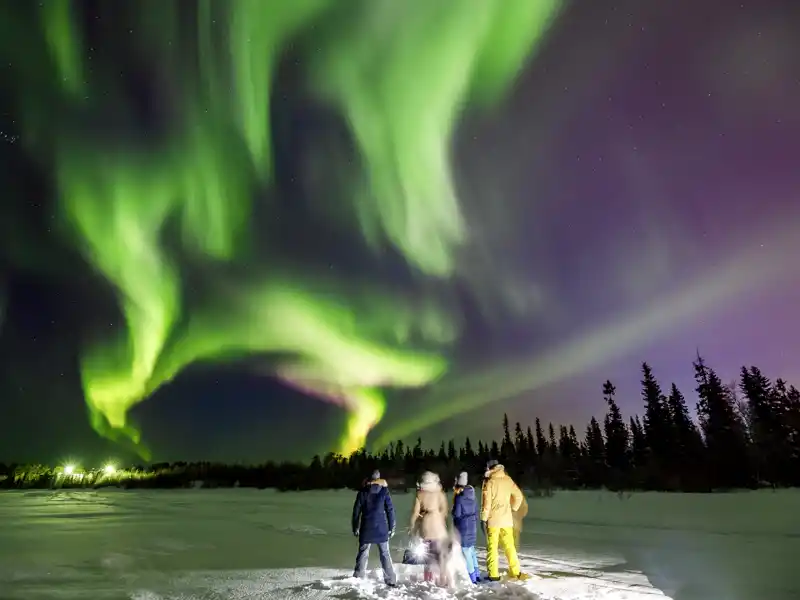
{"left": 0, "top": 488, "right": 798, "bottom": 600}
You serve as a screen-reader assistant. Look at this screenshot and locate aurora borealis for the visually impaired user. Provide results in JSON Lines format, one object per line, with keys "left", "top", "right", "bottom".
{"left": 1, "top": 0, "right": 799, "bottom": 463}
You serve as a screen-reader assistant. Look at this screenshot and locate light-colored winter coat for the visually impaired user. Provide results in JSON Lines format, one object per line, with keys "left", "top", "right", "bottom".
{"left": 410, "top": 477, "right": 449, "bottom": 541}
{"left": 480, "top": 464, "right": 524, "bottom": 528}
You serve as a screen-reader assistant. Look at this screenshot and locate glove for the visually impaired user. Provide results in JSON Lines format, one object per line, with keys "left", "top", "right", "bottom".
{"left": 480, "top": 521, "right": 487, "bottom": 538}
{"left": 353, "top": 529, "right": 360, "bottom": 537}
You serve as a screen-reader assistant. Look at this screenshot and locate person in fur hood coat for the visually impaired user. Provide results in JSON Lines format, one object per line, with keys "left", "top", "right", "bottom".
{"left": 410, "top": 471, "right": 449, "bottom": 584}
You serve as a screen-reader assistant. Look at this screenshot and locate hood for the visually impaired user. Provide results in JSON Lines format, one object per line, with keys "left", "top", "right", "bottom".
{"left": 418, "top": 471, "right": 441, "bottom": 492}
{"left": 485, "top": 464, "right": 506, "bottom": 480}
{"left": 419, "top": 481, "right": 442, "bottom": 492}
{"left": 366, "top": 478, "right": 388, "bottom": 492}
{"left": 457, "top": 485, "right": 475, "bottom": 500}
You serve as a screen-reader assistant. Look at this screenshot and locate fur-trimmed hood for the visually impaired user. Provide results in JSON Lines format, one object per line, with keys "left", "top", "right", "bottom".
{"left": 484, "top": 463, "right": 506, "bottom": 480}
{"left": 418, "top": 471, "right": 442, "bottom": 492}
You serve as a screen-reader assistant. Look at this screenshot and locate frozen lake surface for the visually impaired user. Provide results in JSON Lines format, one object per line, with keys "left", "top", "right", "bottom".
{"left": 1, "top": 488, "right": 798, "bottom": 599}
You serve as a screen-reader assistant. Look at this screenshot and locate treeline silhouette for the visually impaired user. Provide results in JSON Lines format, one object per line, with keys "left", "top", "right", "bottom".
{"left": 2, "top": 356, "right": 799, "bottom": 493}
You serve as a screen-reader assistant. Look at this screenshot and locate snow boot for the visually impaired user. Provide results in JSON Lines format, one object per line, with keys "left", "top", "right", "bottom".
{"left": 469, "top": 571, "right": 477, "bottom": 584}
{"left": 514, "top": 572, "right": 531, "bottom": 581}
{"left": 423, "top": 569, "right": 434, "bottom": 583}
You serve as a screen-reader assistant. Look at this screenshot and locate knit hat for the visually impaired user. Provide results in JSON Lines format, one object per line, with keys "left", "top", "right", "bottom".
{"left": 456, "top": 471, "right": 469, "bottom": 487}
{"left": 486, "top": 459, "right": 499, "bottom": 470}
{"left": 371, "top": 470, "right": 381, "bottom": 480}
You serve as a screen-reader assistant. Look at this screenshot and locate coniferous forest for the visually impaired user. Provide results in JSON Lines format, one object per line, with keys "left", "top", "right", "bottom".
{"left": 3, "top": 356, "right": 800, "bottom": 493}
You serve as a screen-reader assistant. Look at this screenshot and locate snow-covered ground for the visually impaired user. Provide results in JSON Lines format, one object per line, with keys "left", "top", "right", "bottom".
{"left": 0, "top": 488, "right": 797, "bottom": 599}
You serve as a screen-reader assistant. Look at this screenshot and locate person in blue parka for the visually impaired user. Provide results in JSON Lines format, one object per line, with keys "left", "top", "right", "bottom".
{"left": 452, "top": 471, "right": 481, "bottom": 583}
{"left": 352, "top": 470, "right": 397, "bottom": 586}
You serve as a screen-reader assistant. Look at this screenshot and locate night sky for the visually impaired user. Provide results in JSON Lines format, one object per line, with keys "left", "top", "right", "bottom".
{"left": 0, "top": 0, "right": 798, "bottom": 466}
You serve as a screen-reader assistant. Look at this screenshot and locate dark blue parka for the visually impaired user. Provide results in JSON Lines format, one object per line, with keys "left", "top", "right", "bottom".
{"left": 452, "top": 485, "right": 478, "bottom": 547}
{"left": 352, "top": 479, "right": 396, "bottom": 544}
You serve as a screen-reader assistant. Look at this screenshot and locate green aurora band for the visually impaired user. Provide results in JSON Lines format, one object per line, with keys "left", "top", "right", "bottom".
{"left": 2, "top": 0, "right": 562, "bottom": 456}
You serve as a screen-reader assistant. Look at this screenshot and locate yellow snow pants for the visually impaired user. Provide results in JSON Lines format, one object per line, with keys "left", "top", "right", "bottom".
{"left": 486, "top": 526, "right": 520, "bottom": 579}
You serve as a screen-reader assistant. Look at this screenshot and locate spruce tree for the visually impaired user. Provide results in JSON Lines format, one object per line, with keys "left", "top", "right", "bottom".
{"left": 582, "top": 417, "right": 606, "bottom": 485}
{"left": 464, "top": 437, "right": 474, "bottom": 460}
{"left": 394, "top": 440, "right": 404, "bottom": 463}
{"left": 548, "top": 423, "right": 557, "bottom": 454}
{"left": 587, "top": 417, "right": 605, "bottom": 458}
{"left": 562, "top": 425, "right": 581, "bottom": 482}
{"left": 447, "top": 439, "right": 457, "bottom": 461}
{"left": 558, "top": 426, "right": 577, "bottom": 471}
{"left": 413, "top": 438, "right": 423, "bottom": 460}
{"left": 785, "top": 384, "right": 800, "bottom": 482}
{"left": 568, "top": 425, "right": 580, "bottom": 453}
{"left": 787, "top": 384, "right": 800, "bottom": 408}
{"left": 490, "top": 440, "right": 500, "bottom": 459}
{"left": 641, "top": 363, "right": 674, "bottom": 474}
{"left": 558, "top": 425, "right": 570, "bottom": 457}
{"left": 535, "top": 418, "right": 547, "bottom": 457}
{"left": 694, "top": 355, "right": 751, "bottom": 488}
{"left": 774, "top": 380, "right": 800, "bottom": 483}
{"left": 555, "top": 426, "right": 570, "bottom": 485}
{"left": 502, "top": 414, "right": 514, "bottom": 460}
{"left": 741, "top": 368, "right": 791, "bottom": 485}
{"left": 602, "top": 380, "right": 629, "bottom": 473}
{"left": 514, "top": 422, "right": 526, "bottom": 456}
{"left": 478, "top": 440, "right": 489, "bottom": 462}
{"left": 526, "top": 426, "right": 536, "bottom": 461}
{"left": 667, "top": 383, "right": 704, "bottom": 477}
{"left": 629, "top": 416, "right": 647, "bottom": 469}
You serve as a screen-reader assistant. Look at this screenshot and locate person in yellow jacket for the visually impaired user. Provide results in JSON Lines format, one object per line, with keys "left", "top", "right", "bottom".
{"left": 480, "top": 460, "right": 529, "bottom": 581}
{"left": 512, "top": 492, "right": 528, "bottom": 549}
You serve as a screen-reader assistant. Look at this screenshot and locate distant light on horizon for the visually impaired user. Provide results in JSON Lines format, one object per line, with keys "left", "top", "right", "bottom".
{"left": 63, "top": 465, "right": 75, "bottom": 475}
{"left": 104, "top": 464, "right": 116, "bottom": 474}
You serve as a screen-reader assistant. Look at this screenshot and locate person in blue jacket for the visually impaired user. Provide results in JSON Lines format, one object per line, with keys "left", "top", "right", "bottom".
{"left": 452, "top": 471, "right": 481, "bottom": 583}
{"left": 352, "top": 470, "right": 397, "bottom": 586}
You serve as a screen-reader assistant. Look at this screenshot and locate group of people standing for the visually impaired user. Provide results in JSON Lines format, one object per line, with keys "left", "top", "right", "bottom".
{"left": 351, "top": 459, "right": 529, "bottom": 587}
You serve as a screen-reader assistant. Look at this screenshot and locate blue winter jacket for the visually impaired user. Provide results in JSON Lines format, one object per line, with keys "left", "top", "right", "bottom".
{"left": 352, "top": 478, "right": 396, "bottom": 544}
{"left": 452, "top": 485, "right": 478, "bottom": 547}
